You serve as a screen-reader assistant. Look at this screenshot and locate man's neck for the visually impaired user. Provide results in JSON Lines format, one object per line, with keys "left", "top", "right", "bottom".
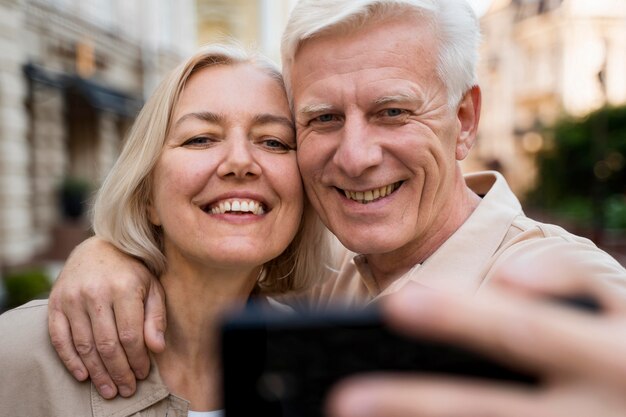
{"left": 365, "top": 182, "right": 482, "bottom": 291}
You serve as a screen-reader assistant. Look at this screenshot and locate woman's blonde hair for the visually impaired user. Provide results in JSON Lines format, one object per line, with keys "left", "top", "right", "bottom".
{"left": 92, "top": 43, "right": 331, "bottom": 294}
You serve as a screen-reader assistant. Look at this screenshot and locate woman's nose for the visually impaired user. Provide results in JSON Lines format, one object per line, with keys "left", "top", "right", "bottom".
{"left": 216, "top": 134, "right": 262, "bottom": 179}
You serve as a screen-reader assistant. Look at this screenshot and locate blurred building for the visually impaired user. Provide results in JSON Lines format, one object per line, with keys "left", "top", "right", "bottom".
{"left": 196, "top": 0, "right": 294, "bottom": 63}
{"left": 0, "top": 0, "right": 196, "bottom": 267}
{"left": 470, "top": 0, "right": 626, "bottom": 193}
{"left": 5, "top": 0, "right": 624, "bottom": 271}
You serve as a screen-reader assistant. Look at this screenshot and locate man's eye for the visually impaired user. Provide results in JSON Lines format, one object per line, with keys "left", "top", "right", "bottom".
{"left": 382, "top": 108, "right": 405, "bottom": 117}
{"left": 314, "top": 114, "right": 338, "bottom": 123}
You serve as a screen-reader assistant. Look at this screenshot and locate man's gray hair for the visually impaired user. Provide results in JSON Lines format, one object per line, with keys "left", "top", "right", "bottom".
{"left": 281, "top": 0, "right": 481, "bottom": 107}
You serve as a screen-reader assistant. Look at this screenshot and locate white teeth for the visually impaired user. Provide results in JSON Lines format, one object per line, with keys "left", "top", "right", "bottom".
{"left": 207, "top": 199, "right": 266, "bottom": 215}
{"left": 343, "top": 182, "right": 401, "bottom": 204}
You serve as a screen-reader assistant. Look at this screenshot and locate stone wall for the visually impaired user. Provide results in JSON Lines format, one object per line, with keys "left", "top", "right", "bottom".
{"left": 0, "top": 0, "right": 32, "bottom": 264}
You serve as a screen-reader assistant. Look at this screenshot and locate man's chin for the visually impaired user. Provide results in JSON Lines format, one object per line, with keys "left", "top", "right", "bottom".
{"left": 336, "top": 234, "right": 404, "bottom": 257}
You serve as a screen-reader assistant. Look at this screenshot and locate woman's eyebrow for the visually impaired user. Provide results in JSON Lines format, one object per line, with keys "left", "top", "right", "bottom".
{"left": 252, "top": 113, "right": 294, "bottom": 129}
{"left": 174, "top": 111, "right": 223, "bottom": 127}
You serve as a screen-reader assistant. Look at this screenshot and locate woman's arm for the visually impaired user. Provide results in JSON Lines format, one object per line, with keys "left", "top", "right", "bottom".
{"left": 48, "top": 236, "right": 166, "bottom": 398}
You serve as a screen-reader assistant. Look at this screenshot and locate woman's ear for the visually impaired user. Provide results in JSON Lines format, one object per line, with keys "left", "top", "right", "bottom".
{"left": 455, "top": 85, "right": 482, "bottom": 161}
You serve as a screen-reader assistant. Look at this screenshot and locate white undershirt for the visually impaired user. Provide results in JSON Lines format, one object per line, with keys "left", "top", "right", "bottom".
{"left": 188, "top": 410, "right": 223, "bottom": 417}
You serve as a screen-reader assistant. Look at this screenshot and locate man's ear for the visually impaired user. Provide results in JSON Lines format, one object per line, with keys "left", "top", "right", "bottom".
{"left": 455, "top": 85, "right": 481, "bottom": 161}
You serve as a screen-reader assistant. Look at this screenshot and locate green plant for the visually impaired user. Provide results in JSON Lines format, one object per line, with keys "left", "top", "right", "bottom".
{"left": 2, "top": 268, "right": 52, "bottom": 310}
{"left": 528, "top": 105, "right": 626, "bottom": 231}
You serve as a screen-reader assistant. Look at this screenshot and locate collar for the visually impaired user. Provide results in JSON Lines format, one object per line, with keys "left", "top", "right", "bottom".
{"left": 91, "top": 357, "right": 188, "bottom": 417}
{"left": 353, "top": 171, "right": 523, "bottom": 300}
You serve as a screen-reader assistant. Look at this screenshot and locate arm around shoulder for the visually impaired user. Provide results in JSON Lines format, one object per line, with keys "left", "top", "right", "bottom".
{"left": 48, "top": 235, "right": 166, "bottom": 398}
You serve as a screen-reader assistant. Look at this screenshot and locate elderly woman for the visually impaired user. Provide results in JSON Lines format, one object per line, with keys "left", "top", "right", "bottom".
{"left": 0, "top": 44, "right": 329, "bottom": 416}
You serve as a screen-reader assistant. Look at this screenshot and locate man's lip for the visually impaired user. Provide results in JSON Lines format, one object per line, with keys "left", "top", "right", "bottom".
{"left": 334, "top": 181, "right": 404, "bottom": 204}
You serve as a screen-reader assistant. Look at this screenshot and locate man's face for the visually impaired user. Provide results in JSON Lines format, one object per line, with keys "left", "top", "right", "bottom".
{"left": 291, "top": 15, "right": 476, "bottom": 258}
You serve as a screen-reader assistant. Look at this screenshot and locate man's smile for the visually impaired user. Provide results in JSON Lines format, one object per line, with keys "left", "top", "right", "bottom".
{"left": 336, "top": 181, "right": 403, "bottom": 204}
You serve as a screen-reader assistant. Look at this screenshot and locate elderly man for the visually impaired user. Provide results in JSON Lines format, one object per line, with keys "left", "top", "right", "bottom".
{"left": 47, "top": 0, "right": 626, "bottom": 401}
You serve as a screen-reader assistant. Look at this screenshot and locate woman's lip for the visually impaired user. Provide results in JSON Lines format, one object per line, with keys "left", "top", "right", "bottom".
{"left": 200, "top": 192, "right": 270, "bottom": 214}
{"left": 206, "top": 198, "right": 266, "bottom": 215}
{"left": 203, "top": 192, "right": 268, "bottom": 206}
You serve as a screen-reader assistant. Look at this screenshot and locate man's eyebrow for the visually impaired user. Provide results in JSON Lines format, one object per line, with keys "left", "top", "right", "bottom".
{"left": 252, "top": 113, "right": 294, "bottom": 129}
{"left": 174, "top": 111, "right": 222, "bottom": 127}
{"left": 374, "top": 92, "right": 421, "bottom": 105}
{"left": 296, "top": 103, "right": 335, "bottom": 118}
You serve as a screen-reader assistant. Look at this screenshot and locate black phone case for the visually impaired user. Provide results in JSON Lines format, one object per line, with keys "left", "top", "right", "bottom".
{"left": 221, "top": 305, "right": 536, "bottom": 417}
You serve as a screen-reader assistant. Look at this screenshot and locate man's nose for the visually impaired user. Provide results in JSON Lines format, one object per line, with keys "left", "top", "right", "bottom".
{"left": 217, "top": 134, "right": 262, "bottom": 179}
{"left": 332, "top": 117, "right": 383, "bottom": 178}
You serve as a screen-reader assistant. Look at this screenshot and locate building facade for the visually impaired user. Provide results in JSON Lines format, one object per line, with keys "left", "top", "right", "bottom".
{"left": 0, "top": 0, "right": 196, "bottom": 268}
{"left": 196, "top": 0, "right": 295, "bottom": 63}
{"left": 472, "top": 0, "right": 626, "bottom": 193}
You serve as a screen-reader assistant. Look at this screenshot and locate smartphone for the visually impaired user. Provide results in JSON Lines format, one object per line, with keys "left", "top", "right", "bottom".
{"left": 220, "top": 304, "right": 537, "bottom": 417}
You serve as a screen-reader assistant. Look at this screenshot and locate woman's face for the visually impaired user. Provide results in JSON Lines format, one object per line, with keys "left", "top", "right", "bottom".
{"left": 148, "top": 63, "right": 303, "bottom": 271}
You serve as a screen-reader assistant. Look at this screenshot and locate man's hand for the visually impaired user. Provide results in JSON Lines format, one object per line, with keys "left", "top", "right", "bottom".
{"left": 327, "top": 266, "right": 626, "bottom": 417}
{"left": 48, "top": 237, "right": 166, "bottom": 399}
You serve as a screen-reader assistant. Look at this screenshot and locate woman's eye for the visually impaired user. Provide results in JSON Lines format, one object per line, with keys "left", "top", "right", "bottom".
{"left": 261, "top": 138, "right": 291, "bottom": 152}
{"left": 183, "top": 136, "right": 215, "bottom": 147}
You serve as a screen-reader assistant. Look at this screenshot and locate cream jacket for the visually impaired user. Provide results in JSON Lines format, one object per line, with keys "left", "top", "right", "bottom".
{"left": 0, "top": 300, "right": 189, "bottom": 417}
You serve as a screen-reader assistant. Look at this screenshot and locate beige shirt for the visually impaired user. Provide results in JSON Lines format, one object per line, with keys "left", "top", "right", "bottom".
{"left": 302, "top": 171, "right": 626, "bottom": 309}
{"left": 0, "top": 300, "right": 190, "bottom": 417}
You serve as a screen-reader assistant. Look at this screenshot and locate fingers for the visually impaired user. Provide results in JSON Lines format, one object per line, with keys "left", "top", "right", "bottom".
{"left": 48, "top": 307, "right": 88, "bottom": 381}
{"left": 490, "top": 241, "right": 626, "bottom": 314}
{"left": 495, "top": 266, "right": 626, "bottom": 315}
{"left": 66, "top": 301, "right": 119, "bottom": 399}
{"left": 87, "top": 299, "right": 137, "bottom": 397}
{"left": 327, "top": 375, "right": 550, "bottom": 417}
{"left": 382, "top": 285, "right": 626, "bottom": 381}
{"left": 144, "top": 280, "right": 167, "bottom": 354}
{"left": 111, "top": 292, "right": 151, "bottom": 380}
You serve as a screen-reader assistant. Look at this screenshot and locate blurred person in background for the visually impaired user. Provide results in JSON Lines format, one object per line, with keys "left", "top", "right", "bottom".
{"left": 0, "top": 43, "right": 329, "bottom": 416}
{"left": 46, "top": 0, "right": 626, "bottom": 402}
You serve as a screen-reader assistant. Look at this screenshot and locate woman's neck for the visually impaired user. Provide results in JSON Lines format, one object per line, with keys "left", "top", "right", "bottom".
{"left": 155, "top": 258, "right": 260, "bottom": 411}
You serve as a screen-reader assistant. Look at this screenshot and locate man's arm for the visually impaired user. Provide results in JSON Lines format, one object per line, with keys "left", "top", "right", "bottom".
{"left": 327, "top": 269, "right": 626, "bottom": 417}
{"left": 48, "top": 236, "right": 166, "bottom": 399}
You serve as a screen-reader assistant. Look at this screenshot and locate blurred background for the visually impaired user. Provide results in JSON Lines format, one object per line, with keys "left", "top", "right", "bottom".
{"left": 0, "top": 0, "right": 624, "bottom": 309}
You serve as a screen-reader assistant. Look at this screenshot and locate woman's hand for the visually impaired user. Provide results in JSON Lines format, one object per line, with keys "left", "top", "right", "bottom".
{"left": 327, "top": 262, "right": 626, "bottom": 417}
{"left": 48, "top": 236, "right": 166, "bottom": 399}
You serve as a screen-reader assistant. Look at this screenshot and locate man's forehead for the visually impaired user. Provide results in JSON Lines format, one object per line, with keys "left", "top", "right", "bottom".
{"left": 289, "top": 14, "right": 436, "bottom": 76}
